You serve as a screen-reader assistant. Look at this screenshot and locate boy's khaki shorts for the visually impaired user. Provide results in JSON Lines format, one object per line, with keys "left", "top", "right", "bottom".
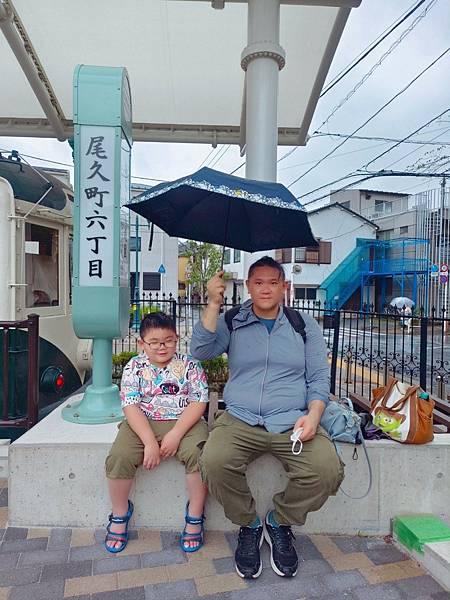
{"left": 105, "top": 418, "right": 209, "bottom": 479}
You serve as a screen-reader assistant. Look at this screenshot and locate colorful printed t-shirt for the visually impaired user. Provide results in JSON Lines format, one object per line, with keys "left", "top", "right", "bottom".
{"left": 120, "top": 352, "right": 208, "bottom": 420}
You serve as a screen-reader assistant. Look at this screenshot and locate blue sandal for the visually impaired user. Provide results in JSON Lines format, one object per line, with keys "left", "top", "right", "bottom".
{"left": 104, "top": 500, "right": 134, "bottom": 554}
{"left": 179, "top": 502, "right": 205, "bottom": 553}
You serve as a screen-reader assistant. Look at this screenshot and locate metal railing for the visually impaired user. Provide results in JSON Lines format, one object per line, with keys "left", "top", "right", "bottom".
{"left": 114, "top": 296, "right": 450, "bottom": 403}
{"left": 0, "top": 314, "right": 39, "bottom": 430}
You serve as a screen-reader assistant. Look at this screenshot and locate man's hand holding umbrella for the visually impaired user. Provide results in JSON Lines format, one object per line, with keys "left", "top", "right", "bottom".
{"left": 203, "top": 271, "right": 226, "bottom": 333}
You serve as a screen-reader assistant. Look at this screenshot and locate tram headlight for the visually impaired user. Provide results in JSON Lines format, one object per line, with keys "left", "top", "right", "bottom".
{"left": 40, "top": 366, "right": 65, "bottom": 394}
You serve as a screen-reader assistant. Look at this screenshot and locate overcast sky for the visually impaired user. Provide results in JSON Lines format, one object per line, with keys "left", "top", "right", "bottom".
{"left": 1, "top": 0, "right": 449, "bottom": 208}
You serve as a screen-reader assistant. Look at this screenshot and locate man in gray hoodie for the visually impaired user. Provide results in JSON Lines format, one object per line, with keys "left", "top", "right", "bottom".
{"left": 190, "top": 256, "right": 344, "bottom": 580}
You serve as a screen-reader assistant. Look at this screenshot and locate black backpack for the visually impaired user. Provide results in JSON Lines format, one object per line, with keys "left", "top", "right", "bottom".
{"left": 224, "top": 305, "right": 306, "bottom": 343}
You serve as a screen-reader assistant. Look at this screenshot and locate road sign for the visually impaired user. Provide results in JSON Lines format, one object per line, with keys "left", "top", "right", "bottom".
{"left": 431, "top": 270, "right": 439, "bottom": 278}
{"left": 440, "top": 274, "right": 448, "bottom": 285}
{"left": 441, "top": 263, "right": 448, "bottom": 273}
{"left": 431, "top": 264, "right": 439, "bottom": 273}
{"left": 158, "top": 264, "right": 166, "bottom": 274}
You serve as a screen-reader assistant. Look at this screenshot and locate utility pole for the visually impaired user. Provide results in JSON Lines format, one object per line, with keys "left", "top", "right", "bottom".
{"left": 440, "top": 174, "right": 448, "bottom": 329}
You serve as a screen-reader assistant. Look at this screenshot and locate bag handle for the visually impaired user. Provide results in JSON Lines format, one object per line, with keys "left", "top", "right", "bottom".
{"left": 382, "top": 383, "right": 420, "bottom": 412}
{"left": 336, "top": 425, "right": 373, "bottom": 501}
{"left": 378, "top": 377, "right": 397, "bottom": 408}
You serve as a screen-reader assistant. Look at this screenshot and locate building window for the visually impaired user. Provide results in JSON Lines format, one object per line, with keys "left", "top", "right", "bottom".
{"left": 25, "top": 223, "right": 59, "bottom": 308}
{"left": 294, "top": 247, "right": 305, "bottom": 262}
{"left": 295, "top": 246, "right": 318, "bottom": 263}
{"left": 280, "top": 248, "right": 292, "bottom": 263}
{"left": 223, "top": 248, "right": 231, "bottom": 264}
{"left": 233, "top": 249, "right": 241, "bottom": 263}
{"left": 375, "top": 199, "right": 392, "bottom": 214}
{"left": 294, "top": 241, "right": 331, "bottom": 265}
{"left": 399, "top": 226, "right": 408, "bottom": 236}
{"left": 295, "top": 287, "right": 317, "bottom": 300}
{"left": 378, "top": 229, "right": 393, "bottom": 241}
{"left": 129, "top": 236, "right": 141, "bottom": 252}
{"left": 143, "top": 272, "right": 161, "bottom": 291}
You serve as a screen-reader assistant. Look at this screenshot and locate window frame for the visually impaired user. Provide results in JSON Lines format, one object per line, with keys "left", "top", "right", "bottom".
{"left": 23, "top": 218, "right": 65, "bottom": 317}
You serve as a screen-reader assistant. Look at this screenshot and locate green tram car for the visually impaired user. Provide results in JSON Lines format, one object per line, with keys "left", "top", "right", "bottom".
{"left": 0, "top": 154, "right": 91, "bottom": 439}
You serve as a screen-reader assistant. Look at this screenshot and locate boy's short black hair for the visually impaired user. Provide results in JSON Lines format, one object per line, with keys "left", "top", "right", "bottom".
{"left": 140, "top": 312, "right": 177, "bottom": 339}
{"left": 247, "top": 255, "right": 285, "bottom": 281}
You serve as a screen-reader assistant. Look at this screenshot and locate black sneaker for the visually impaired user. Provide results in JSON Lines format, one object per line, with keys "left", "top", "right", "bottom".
{"left": 263, "top": 513, "right": 298, "bottom": 577}
{"left": 234, "top": 525, "right": 264, "bottom": 579}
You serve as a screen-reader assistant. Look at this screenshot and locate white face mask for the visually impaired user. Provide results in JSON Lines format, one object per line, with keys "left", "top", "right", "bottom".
{"left": 290, "top": 428, "right": 304, "bottom": 455}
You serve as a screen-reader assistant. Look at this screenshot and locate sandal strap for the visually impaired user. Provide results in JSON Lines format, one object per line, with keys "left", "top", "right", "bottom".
{"left": 185, "top": 514, "right": 204, "bottom": 525}
{"left": 109, "top": 515, "right": 129, "bottom": 524}
{"left": 107, "top": 500, "right": 134, "bottom": 525}
{"left": 105, "top": 532, "right": 127, "bottom": 542}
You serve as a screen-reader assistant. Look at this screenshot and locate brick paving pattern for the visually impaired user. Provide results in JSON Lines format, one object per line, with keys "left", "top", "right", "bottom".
{"left": 0, "top": 480, "right": 447, "bottom": 599}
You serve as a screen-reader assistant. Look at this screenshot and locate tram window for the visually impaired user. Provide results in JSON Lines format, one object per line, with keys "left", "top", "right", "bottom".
{"left": 25, "top": 224, "right": 59, "bottom": 308}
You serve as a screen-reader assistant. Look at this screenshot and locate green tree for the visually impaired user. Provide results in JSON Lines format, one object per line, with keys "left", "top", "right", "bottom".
{"left": 184, "top": 241, "right": 222, "bottom": 302}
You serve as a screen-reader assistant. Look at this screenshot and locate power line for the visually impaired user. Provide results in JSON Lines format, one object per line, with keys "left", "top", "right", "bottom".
{"left": 312, "top": 129, "right": 450, "bottom": 146}
{"left": 209, "top": 144, "right": 231, "bottom": 169}
{"left": 390, "top": 126, "right": 450, "bottom": 171}
{"left": 0, "top": 148, "right": 74, "bottom": 168}
{"left": 318, "top": 0, "right": 438, "bottom": 128}
{"left": 320, "top": 0, "right": 426, "bottom": 98}
{"left": 0, "top": 147, "right": 167, "bottom": 183}
{"left": 287, "top": 46, "right": 450, "bottom": 190}
{"left": 279, "top": 141, "right": 388, "bottom": 172}
{"left": 302, "top": 169, "right": 448, "bottom": 208}
{"left": 197, "top": 146, "right": 217, "bottom": 169}
{"left": 364, "top": 106, "right": 450, "bottom": 169}
{"left": 229, "top": 161, "right": 245, "bottom": 175}
{"left": 277, "top": 0, "right": 431, "bottom": 167}
{"left": 296, "top": 110, "right": 450, "bottom": 202}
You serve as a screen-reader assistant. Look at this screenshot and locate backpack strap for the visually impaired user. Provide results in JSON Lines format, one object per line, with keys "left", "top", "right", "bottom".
{"left": 283, "top": 307, "right": 306, "bottom": 343}
{"left": 225, "top": 304, "right": 306, "bottom": 343}
{"left": 224, "top": 305, "right": 241, "bottom": 331}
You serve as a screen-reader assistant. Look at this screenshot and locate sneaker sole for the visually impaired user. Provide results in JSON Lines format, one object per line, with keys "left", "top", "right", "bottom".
{"left": 235, "top": 531, "right": 264, "bottom": 579}
{"left": 263, "top": 523, "right": 298, "bottom": 578}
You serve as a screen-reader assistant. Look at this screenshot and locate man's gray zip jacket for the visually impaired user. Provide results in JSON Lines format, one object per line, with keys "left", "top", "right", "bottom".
{"left": 190, "top": 300, "right": 330, "bottom": 433}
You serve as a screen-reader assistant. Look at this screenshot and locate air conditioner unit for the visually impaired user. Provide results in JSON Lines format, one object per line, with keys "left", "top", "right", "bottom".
{"left": 292, "top": 264, "right": 302, "bottom": 274}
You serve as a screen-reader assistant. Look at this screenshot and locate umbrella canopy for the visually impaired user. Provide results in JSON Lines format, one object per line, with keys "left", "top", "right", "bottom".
{"left": 126, "top": 167, "right": 317, "bottom": 252}
{"left": 390, "top": 297, "right": 414, "bottom": 309}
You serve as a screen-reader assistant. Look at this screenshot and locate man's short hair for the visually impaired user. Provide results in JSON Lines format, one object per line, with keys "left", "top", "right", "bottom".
{"left": 248, "top": 256, "right": 285, "bottom": 281}
{"left": 140, "top": 312, "right": 176, "bottom": 339}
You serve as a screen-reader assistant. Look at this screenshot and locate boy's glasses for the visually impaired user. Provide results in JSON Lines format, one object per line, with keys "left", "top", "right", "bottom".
{"left": 141, "top": 339, "right": 177, "bottom": 350}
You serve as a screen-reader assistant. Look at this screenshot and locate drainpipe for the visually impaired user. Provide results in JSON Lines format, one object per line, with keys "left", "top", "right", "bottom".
{"left": 0, "top": 2, "right": 66, "bottom": 141}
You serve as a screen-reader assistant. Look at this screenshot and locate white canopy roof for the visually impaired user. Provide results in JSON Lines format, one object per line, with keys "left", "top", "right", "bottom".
{"left": 0, "top": 0, "right": 360, "bottom": 145}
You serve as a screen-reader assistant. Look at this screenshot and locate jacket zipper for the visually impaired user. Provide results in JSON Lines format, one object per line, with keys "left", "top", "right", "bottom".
{"left": 258, "top": 331, "right": 270, "bottom": 419}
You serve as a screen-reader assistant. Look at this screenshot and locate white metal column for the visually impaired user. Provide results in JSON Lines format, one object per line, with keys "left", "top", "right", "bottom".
{"left": 242, "top": 0, "right": 285, "bottom": 183}
{"left": 241, "top": 0, "right": 285, "bottom": 292}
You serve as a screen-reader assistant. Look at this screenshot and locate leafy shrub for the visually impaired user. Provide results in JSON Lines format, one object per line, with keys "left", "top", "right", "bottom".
{"left": 201, "top": 356, "right": 229, "bottom": 394}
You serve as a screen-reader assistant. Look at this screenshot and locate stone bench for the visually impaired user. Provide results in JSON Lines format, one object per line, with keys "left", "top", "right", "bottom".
{"left": 8, "top": 396, "right": 450, "bottom": 535}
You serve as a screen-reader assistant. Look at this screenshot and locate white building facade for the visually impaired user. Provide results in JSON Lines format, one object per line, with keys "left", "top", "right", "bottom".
{"left": 223, "top": 203, "right": 377, "bottom": 304}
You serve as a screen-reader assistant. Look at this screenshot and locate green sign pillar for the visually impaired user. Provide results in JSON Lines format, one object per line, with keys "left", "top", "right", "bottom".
{"left": 62, "top": 65, "right": 132, "bottom": 424}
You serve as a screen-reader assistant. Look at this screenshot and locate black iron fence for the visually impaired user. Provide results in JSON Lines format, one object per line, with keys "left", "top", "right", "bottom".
{"left": 114, "top": 294, "right": 450, "bottom": 402}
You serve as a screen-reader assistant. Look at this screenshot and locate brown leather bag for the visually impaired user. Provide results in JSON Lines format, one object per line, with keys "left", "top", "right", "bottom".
{"left": 371, "top": 377, "right": 434, "bottom": 444}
